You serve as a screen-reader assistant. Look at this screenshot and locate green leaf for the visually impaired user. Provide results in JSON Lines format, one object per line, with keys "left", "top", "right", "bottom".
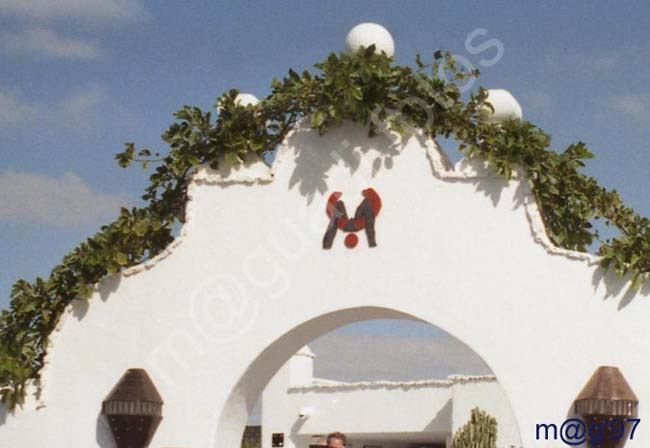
{"left": 310, "top": 110, "right": 326, "bottom": 128}
{"left": 364, "top": 44, "right": 377, "bottom": 57}
{"left": 134, "top": 220, "right": 149, "bottom": 237}
{"left": 224, "top": 152, "right": 239, "bottom": 165}
{"left": 114, "top": 253, "right": 128, "bottom": 266}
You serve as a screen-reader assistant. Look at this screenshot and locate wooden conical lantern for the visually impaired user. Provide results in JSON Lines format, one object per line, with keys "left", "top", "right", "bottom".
{"left": 573, "top": 366, "right": 638, "bottom": 448}
{"left": 102, "top": 369, "right": 163, "bottom": 448}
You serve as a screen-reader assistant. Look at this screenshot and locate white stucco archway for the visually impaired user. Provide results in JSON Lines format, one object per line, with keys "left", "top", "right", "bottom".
{"left": 1, "top": 119, "right": 649, "bottom": 448}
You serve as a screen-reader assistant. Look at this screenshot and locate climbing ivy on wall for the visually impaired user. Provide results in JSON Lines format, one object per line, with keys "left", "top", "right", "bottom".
{"left": 1, "top": 46, "right": 649, "bottom": 409}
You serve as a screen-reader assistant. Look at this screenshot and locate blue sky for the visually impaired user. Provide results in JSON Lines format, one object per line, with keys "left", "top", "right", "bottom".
{"left": 1, "top": 1, "right": 649, "bottom": 322}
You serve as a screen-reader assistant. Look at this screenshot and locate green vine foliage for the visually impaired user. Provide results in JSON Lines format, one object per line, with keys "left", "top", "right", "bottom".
{"left": 1, "top": 46, "right": 649, "bottom": 409}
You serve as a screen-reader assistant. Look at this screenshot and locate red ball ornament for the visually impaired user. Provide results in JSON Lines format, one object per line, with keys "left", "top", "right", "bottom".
{"left": 344, "top": 233, "right": 359, "bottom": 248}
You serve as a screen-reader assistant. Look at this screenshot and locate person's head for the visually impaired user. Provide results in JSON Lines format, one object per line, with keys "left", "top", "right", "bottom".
{"left": 326, "top": 432, "right": 347, "bottom": 448}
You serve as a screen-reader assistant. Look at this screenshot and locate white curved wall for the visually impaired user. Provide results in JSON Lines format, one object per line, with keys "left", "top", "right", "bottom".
{"left": 1, "top": 119, "right": 648, "bottom": 448}
{"left": 261, "top": 352, "right": 521, "bottom": 448}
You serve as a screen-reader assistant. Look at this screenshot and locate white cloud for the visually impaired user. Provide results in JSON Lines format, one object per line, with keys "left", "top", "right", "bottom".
{"left": 58, "top": 85, "right": 107, "bottom": 129}
{"left": 0, "top": 85, "right": 107, "bottom": 130}
{"left": 0, "top": 0, "right": 146, "bottom": 22}
{"left": 2, "top": 28, "right": 101, "bottom": 60}
{"left": 0, "top": 171, "right": 129, "bottom": 227}
{"left": 310, "top": 331, "right": 491, "bottom": 382}
{"left": 610, "top": 94, "right": 650, "bottom": 124}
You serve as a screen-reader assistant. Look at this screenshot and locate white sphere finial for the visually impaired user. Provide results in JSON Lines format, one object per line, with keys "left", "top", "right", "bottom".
{"left": 345, "top": 23, "right": 395, "bottom": 57}
{"left": 483, "top": 89, "right": 523, "bottom": 124}
{"left": 234, "top": 93, "right": 259, "bottom": 107}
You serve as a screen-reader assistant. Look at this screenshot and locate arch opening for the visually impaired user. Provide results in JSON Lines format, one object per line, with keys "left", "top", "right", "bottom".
{"left": 215, "top": 306, "right": 522, "bottom": 448}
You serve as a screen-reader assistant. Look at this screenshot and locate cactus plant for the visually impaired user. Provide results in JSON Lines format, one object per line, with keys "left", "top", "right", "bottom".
{"left": 452, "top": 407, "right": 498, "bottom": 448}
